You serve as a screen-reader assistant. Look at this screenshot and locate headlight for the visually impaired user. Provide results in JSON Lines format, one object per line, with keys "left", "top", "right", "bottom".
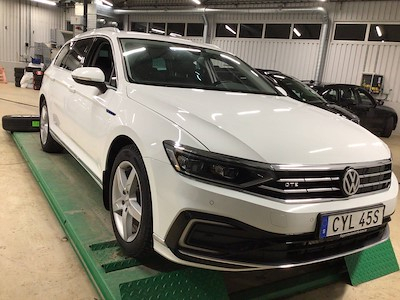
{"left": 163, "top": 140, "right": 275, "bottom": 188}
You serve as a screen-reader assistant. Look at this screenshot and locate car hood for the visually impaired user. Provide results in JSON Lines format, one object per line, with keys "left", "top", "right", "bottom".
{"left": 126, "top": 85, "right": 390, "bottom": 165}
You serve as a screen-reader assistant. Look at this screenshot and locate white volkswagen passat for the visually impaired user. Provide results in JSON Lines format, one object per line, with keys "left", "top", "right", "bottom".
{"left": 39, "top": 28, "right": 398, "bottom": 271}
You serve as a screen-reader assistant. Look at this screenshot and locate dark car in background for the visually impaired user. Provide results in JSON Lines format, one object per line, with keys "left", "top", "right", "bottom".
{"left": 312, "top": 84, "right": 397, "bottom": 137}
{"left": 257, "top": 70, "right": 360, "bottom": 124}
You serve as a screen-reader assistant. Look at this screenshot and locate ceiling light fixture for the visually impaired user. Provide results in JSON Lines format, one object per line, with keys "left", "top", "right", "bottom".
{"left": 225, "top": 25, "right": 236, "bottom": 35}
{"left": 151, "top": 28, "right": 165, "bottom": 35}
{"left": 293, "top": 27, "right": 301, "bottom": 37}
{"left": 102, "top": 0, "right": 113, "bottom": 6}
{"left": 96, "top": 0, "right": 113, "bottom": 6}
{"left": 376, "top": 25, "right": 383, "bottom": 37}
{"left": 32, "top": 0, "right": 56, "bottom": 6}
{"left": 192, "top": 0, "right": 201, "bottom": 5}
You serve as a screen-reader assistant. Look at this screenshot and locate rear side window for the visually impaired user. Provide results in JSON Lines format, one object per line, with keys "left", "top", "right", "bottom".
{"left": 54, "top": 44, "right": 70, "bottom": 67}
{"left": 56, "top": 38, "right": 94, "bottom": 71}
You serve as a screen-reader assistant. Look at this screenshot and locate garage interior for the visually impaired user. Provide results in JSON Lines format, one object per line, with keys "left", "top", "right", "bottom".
{"left": 1, "top": 0, "right": 400, "bottom": 299}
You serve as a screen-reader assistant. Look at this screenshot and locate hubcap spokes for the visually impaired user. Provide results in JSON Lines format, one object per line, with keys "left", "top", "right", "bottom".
{"left": 40, "top": 106, "right": 49, "bottom": 143}
{"left": 112, "top": 161, "right": 142, "bottom": 242}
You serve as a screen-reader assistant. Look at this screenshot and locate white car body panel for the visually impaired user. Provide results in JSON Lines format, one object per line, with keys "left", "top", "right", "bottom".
{"left": 39, "top": 28, "right": 398, "bottom": 271}
{"left": 126, "top": 84, "right": 389, "bottom": 164}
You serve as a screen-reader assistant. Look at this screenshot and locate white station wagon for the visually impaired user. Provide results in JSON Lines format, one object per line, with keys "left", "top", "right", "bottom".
{"left": 39, "top": 28, "right": 398, "bottom": 271}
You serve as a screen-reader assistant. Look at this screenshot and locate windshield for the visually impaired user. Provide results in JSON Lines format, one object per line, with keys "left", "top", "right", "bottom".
{"left": 120, "top": 38, "right": 278, "bottom": 95}
{"left": 270, "top": 74, "right": 326, "bottom": 104}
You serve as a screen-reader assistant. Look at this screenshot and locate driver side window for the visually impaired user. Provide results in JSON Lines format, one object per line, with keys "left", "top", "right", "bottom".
{"left": 322, "top": 89, "right": 338, "bottom": 103}
{"left": 339, "top": 88, "right": 357, "bottom": 105}
{"left": 358, "top": 89, "right": 374, "bottom": 106}
{"left": 89, "top": 40, "right": 116, "bottom": 87}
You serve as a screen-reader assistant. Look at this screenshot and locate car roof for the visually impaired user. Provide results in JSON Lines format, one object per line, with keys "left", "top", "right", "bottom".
{"left": 256, "top": 69, "right": 283, "bottom": 76}
{"left": 73, "top": 27, "right": 222, "bottom": 52}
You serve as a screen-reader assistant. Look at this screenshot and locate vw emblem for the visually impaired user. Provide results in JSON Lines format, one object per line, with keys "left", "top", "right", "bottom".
{"left": 342, "top": 168, "right": 360, "bottom": 196}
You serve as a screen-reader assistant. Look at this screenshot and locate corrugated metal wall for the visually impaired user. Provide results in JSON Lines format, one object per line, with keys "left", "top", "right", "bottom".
{"left": 1, "top": 0, "right": 400, "bottom": 116}
{"left": 0, "top": 0, "right": 65, "bottom": 63}
{"left": 127, "top": 10, "right": 324, "bottom": 79}
{"left": 322, "top": 1, "right": 400, "bottom": 108}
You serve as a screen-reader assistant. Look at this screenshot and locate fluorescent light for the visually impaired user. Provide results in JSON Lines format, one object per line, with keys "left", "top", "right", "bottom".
{"left": 96, "top": 0, "right": 113, "bottom": 7}
{"left": 32, "top": 0, "right": 56, "bottom": 6}
{"left": 192, "top": 0, "right": 201, "bottom": 4}
{"left": 123, "top": 47, "right": 146, "bottom": 57}
{"left": 225, "top": 25, "right": 237, "bottom": 35}
{"left": 170, "top": 47, "right": 201, "bottom": 52}
{"left": 151, "top": 28, "right": 165, "bottom": 35}
{"left": 169, "top": 33, "right": 182, "bottom": 37}
{"left": 102, "top": 0, "right": 113, "bottom": 6}
{"left": 376, "top": 25, "right": 383, "bottom": 37}
{"left": 293, "top": 27, "right": 301, "bottom": 37}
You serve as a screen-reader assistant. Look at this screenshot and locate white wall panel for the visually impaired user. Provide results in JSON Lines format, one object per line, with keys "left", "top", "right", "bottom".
{"left": 332, "top": 1, "right": 400, "bottom": 22}
{"left": 0, "top": 0, "right": 66, "bottom": 62}
{"left": 31, "top": 4, "right": 65, "bottom": 45}
{"left": 213, "top": 39, "right": 319, "bottom": 80}
{"left": 324, "top": 42, "right": 400, "bottom": 105}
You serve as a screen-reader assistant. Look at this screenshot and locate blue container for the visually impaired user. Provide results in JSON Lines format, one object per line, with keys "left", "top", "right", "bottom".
{"left": 32, "top": 58, "right": 41, "bottom": 64}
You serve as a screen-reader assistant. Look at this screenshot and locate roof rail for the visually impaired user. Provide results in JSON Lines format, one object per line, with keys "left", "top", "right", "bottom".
{"left": 92, "top": 27, "right": 120, "bottom": 33}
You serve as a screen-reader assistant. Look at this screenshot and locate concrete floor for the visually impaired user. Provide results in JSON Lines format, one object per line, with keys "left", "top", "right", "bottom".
{"left": 0, "top": 83, "right": 399, "bottom": 299}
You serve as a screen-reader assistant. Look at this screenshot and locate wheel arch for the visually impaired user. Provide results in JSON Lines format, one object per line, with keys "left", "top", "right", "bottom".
{"left": 103, "top": 135, "right": 139, "bottom": 210}
{"left": 393, "top": 114, "right": 398, "bottom": 130}
{"left": 39, "top": 94, "right": 46, "bottom": 108}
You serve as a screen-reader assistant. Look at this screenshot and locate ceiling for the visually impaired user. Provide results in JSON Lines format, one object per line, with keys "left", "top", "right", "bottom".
{"left": 106, "top": 0, "right": 375, "bottom": 9}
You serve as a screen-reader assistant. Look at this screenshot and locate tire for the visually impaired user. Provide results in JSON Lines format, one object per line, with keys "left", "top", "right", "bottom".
{"left": 382, "top": 117, "right": 394, "bottom": 138}
{"left": 109, "top": 145, "right": 153, "bottom": 258}
{"left": 14, "top": 68, "right": 25, "bottom": 77}
{"left": 39, "top": 100, "right": 63, "bottom": 153}
{"left": 2, "top": 115, "right": 40, "bottom": 132}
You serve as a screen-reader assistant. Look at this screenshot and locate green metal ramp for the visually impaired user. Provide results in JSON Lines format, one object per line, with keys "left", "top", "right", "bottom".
{"left": 12, "top": 132, "right": 228, "bottom": 300}
{"left": 11, "top": 132, "right": 399, "bottom": 299}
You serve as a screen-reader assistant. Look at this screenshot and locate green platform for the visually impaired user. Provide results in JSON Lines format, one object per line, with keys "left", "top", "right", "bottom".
{"left": 11, "top": 132, "right": 399, "bottom": 299}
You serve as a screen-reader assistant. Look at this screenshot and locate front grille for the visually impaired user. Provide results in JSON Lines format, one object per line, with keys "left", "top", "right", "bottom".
{"left": 246, "top": 159, "right": 391, "bottom": 201}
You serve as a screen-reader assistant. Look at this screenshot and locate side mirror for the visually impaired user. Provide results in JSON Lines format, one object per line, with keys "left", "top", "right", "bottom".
{"left": 71, "top": 67, "right": 107, "bottom": 93}
{"left": 275, "top": 86, "right": 288, "bottom": 97}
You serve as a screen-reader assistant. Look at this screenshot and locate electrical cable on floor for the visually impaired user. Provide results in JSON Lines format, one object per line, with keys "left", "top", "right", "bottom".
{"left": 0, "top": 97, "right": 38, "bottom": 108}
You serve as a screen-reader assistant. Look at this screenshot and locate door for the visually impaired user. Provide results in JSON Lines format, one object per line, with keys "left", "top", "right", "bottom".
{"left": 355, "top": 88, "right": 382, "bottom": 133}
{"left": 65, "top": 37, "right": 119, "bottom": 180}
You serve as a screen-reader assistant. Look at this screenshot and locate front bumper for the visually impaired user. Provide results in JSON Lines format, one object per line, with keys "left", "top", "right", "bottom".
{"left": 164, "top": 210, "right": 389, "bottom": 270}
{"left": 146, "top": 158, "right": 398, "bottom": 271}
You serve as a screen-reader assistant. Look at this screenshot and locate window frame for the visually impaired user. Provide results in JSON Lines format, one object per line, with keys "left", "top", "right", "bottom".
{"left": 239, "top": 23, "right": 264, "bottom": 39}
{"left": 334, "top": 23, "right": 368, "bottom": 41}
{"left": 292, "top": 24, "right": 322, "bottom": 40}
{"left": 264, "top": 23, "right": 292, "bottom": 39}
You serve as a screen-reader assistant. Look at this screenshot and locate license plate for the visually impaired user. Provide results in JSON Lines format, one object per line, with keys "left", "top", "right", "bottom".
{"left": 319, "top": 205, "right": 384, "bottom": 238}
